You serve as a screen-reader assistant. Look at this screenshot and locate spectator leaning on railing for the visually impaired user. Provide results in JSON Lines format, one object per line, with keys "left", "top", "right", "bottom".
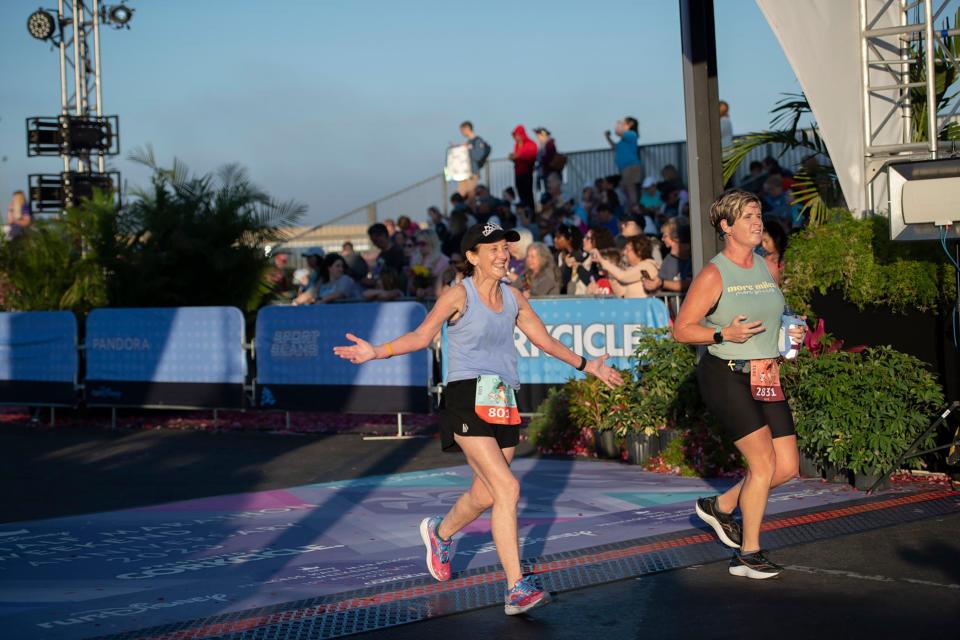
{"left": 314, "top": 253, "right": 361, "bottom": 304}
{"left": 645, "top": 219, "right": 692, "bottom": 295}
{"left": 591, "top": 234, "right": 659, "bottom": 299}
{"left": 505, "top": 227, "right": 533, "bottom": 289}
{"left": 523, "top": 242, "right": 561, "bottom": 298}
{"left": 411, "top": 229, "right": 449, "bottom": 297}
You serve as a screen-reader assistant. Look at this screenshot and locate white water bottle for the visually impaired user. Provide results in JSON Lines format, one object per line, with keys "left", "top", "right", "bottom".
{"left": 778, "top": 307, "right": 805, "bottom": 360}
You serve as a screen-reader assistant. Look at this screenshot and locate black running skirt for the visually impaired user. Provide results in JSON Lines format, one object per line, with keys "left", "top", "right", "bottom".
{"left": 440, "top": 378, "right": 521, "bottom": 453}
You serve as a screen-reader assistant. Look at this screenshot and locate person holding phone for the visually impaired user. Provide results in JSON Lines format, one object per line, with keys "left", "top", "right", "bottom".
{"left": 334, "top": 222, "right": 623, "bottom": 614}
{"left": 590, "top": 234, "right": 659, "bottom": 298}
{"left": 673, "top": 189, "right": 807, "bottom": 580}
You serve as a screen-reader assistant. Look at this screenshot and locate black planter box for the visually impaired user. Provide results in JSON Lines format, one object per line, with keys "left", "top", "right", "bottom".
{"left": 592, "top": 428, "right": 621, "bottom": 459}
{"left": 811, "top": 291, "right": 958, "bottom": 400}
{"left": 625, "top": 431, "right": 661, "bottom": 465}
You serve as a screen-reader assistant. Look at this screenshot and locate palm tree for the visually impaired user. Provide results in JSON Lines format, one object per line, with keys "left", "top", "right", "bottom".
{"left": 721, "top": 94, "right": 841, "bottom": 227}
{"left": 118, "top": 145, "right": 306, "bottom": 310}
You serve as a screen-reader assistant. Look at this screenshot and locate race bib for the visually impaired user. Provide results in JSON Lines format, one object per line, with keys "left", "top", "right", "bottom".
{"left": 750, "top": 359, "right": 784, "bottom": 402}
{"left": 475, "top": 375, "right": 521, "bottom": 425}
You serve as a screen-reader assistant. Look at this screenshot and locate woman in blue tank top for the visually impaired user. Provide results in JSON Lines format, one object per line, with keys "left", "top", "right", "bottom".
{"left": 674, "top": 190, "right": 807, "bottom": 580}
{"left": 334, "top": 222, "right": 622, "bottom": 615}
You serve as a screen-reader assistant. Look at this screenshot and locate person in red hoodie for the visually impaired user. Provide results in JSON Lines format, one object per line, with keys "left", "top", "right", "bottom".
{"left": 509, "top": 125, "right": 538, "bottom": 209}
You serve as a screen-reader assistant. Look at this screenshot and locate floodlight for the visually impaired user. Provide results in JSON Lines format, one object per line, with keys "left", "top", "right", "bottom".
{"left": 27, "top": 8, "right": 56, "bottom": 40}
{"left": 888, "top": 158, "right": 960, "bottom": 240}
{"left": 104, "top": 4, "right": 134, "bottom": 29}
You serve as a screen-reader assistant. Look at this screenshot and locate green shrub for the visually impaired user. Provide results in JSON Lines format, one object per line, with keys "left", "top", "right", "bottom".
{"left": 783, "top": 210, "right": 954, "bottom": 315}
{"left": 781, "top": 344, "right": 944, "bottom": 474}
{"left": 632, "top": 327, "right": 702, "bottom": 435}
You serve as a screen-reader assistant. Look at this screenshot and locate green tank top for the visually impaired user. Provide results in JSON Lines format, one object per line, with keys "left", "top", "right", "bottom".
{"left": 705, "top": 252, "right": 785, "bottom": 360}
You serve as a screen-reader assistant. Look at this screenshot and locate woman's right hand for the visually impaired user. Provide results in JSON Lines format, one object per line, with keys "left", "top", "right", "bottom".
{"left": 333, "top": 333, "right": 376, "bottom": 364}
{"left": 723, "top": 315, "right": 765, "bottom": 343}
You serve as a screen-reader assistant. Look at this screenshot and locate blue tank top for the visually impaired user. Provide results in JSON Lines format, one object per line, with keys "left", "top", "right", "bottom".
{"left": 446, "top": 277, "right": 520, "bottom": 389}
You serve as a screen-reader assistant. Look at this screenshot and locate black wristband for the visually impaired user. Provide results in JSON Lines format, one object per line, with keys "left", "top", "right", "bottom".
{"left": 576, "top": 355, "right": 588, "bottom": 371}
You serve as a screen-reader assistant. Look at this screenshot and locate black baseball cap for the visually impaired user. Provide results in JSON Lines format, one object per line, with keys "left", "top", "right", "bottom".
{"left": 461, "top": 222, "right": 521, "bottom": 255}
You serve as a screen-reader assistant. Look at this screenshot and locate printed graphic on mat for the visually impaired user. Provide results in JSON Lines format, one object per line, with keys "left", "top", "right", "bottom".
{"left": 0, "top": 459, "right": 876, "bottom": 639}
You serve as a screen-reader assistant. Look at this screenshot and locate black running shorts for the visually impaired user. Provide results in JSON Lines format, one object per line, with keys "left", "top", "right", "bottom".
{"left": 696, "top": 353, "right": 795, "bottom": 442}
{"left": 440, "top": 378, "right": 521, "bottom": 453}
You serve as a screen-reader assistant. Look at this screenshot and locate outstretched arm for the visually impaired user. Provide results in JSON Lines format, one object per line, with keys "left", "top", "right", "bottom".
{"left": 510, "top": 288, "right": 623, "bottom": 388}
{"left": 334, "top": 285, "right": 465, "bottom": 364}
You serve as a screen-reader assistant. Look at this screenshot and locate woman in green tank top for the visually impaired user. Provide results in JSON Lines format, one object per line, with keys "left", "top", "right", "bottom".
{"left": 674, "top": 190, "right": 807, "bottom": 580}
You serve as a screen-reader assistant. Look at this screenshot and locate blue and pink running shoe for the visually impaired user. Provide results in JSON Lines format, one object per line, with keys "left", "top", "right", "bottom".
{"left": 504, "top": 575, "right": 551, "bottom": 615}
{"left": 419, "top": 516, "right": 453, "bottom": 581}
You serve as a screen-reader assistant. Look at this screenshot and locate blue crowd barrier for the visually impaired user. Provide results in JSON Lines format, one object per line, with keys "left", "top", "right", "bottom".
{"left": 0, "top": 311, "right": 78, "bottom": 406}
{"left": 255, "top": 301, "right": 431, "bottom": 412}
{"left": 85, "top": 307, "right": 247, "bottom": 409}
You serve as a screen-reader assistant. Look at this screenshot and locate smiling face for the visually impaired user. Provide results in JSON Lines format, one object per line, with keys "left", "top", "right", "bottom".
{"left": 468, "top": 240, "right": 510, "bottom": 280}
{"left": 623, "top": 242, "right": 639, "bottom": 265}
{"left": 722, "top": 201, "right": 764, "bottom": 248}
{"left": 329, "top": 259, "right": 345, "bottom": 280}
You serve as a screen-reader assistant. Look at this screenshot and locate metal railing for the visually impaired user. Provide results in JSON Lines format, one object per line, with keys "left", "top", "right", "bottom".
{"left": 283, "top": 135, "right": 817, "bottom": 246}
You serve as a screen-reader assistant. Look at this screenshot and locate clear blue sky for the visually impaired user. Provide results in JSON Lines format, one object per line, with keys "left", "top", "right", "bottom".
{"left": 0, "top": 0, "right": 800, "bottom": 225}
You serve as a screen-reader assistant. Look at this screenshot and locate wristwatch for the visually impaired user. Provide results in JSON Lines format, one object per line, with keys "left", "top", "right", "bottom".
{"left": 713, "top": 328, "right": 723, "bottom": 344}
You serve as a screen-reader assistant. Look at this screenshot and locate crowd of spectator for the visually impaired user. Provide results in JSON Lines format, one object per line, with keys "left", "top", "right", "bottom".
{"left": 274, "top": 110, "right": 805, "bottom": 306}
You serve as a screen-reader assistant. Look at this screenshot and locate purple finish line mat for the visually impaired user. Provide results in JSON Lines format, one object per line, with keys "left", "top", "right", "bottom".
{"left": 0, "top": 459, "right": 917, "bottom": 639}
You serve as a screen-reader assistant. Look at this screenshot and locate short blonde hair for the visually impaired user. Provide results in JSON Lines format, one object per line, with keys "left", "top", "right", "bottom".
{"left": 709, "top": 189, "right": 760, "bottom": 233}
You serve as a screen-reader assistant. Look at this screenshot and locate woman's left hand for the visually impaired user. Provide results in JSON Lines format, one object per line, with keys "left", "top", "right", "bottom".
{"left": 787, "top": 315, "right": 808, "bottom": 342}
{"left": 584, "top": 356, "right": 624, "bottom": 389}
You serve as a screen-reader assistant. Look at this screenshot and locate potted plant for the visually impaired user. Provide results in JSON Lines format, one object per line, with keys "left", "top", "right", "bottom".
{"left": 568, "top": 375, "right": 619, "bottom": 459}
{"left": 597, "top": 370, "right": 655, "bottom": 465}
{"left": 631, "top": 327, "right": 700, "bottom": 456}
{"left": 782, "top": 342, "right": 944, "bottom": 490}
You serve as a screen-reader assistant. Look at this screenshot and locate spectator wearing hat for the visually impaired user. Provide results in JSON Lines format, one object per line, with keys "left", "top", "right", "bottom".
{"left": 604, "top": 117, "right": 643, "bottom": 211}
{"left": 640, "top": 176, "right": 664, "bottom": 211}
{"left": 509, "top": 126, "right": 539, "bottom": 209}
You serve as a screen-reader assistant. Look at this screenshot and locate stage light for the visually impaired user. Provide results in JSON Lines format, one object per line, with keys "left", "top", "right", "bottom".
{"left": 27, "top": 8, "right": 56, "bottom": 41}
{"left": 28, "top": 171, "right": 121, "bottom": 212}
{"left": 27, "top": 115, "right": 119, "bottom": 157}
{"left": 105, "top": 4, "right": 134, "bottom": 29}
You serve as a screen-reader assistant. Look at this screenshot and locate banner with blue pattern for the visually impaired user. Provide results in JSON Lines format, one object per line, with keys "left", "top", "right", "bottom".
{"left": 255, "top": 302, "right": 430, "bottom": 388}
{"left": 517, "top": 297, "right": 670, "bottom": 383}
{"left": 85, "top": 307, "right": 247, "bottom": 383}
{"left": 0, "top": 311, "right": 77, "bottom": 383}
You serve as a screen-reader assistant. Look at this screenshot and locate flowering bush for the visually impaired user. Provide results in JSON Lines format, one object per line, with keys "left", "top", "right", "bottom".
{"left": 411, "top": 265, "right": 432, "bottom": 289}
{"left": 527, "top": 382, "right": 595, "bottom": 457}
